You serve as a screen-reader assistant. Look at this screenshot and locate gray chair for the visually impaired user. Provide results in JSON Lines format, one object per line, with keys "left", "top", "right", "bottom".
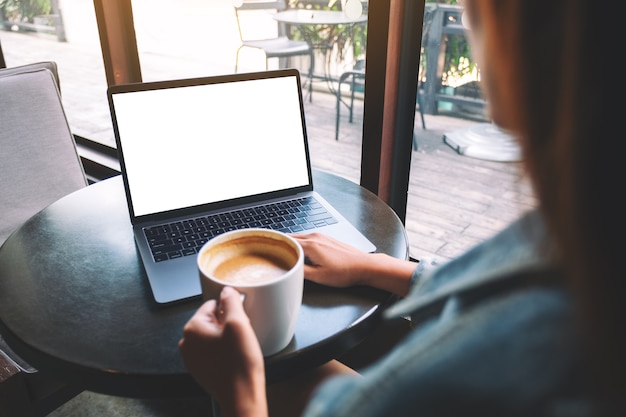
{"left": 335, "top": 59, "right": 425, "bottom": 149}
{"left": 335, "top": 4, "right": 434, "bottom": 147}
{"left": 0, "top": 61, "right": 86, "bottom": 417}
{"left": 335, "top": 58, "right": 366, "bottom": 142}
{"left": 234, "top": 0, "right": 313, "bottom": 99}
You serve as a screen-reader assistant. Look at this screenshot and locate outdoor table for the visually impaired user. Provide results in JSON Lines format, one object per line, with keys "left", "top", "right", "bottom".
{"left": 274, "top": 9, "right": 367, "bottom": 92}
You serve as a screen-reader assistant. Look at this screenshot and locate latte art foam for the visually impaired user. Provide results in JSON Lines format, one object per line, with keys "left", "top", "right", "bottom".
{"left": 213, "top": 254, "right": 291, "bottom": 285}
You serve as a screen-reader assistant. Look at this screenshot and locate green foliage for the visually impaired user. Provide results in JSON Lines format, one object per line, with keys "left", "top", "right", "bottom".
{"left": 423, "top": 0, "right": 478, "bottom": 87}
{"left": 286, "top": 0, "right": 476, "bottom": 82}
{"left": 439, "top": 30, "right": 475, "bottom": 86}
{"left": 0, "top": 0, "right": 51, "bottom": 23}
{"left": 288, "top": 0, "right": 367, "bottom": 63}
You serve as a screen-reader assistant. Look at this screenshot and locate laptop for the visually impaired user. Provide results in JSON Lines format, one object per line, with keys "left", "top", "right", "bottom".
{"left": 107, "top": 69, "right": 376, "bottom": 304}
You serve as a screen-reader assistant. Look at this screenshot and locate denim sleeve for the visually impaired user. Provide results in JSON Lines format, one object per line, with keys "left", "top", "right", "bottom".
{"left": 386, "top": 210, "right": 552, "bottom": 320}
{"left": 409, "top": 257, "right": 440, "bottom": 288}
{"left": 301, "top": 286, "right": 579, "bottom": 417}
{"left": 299, "top": 211, "right": 581, "bottom": 417}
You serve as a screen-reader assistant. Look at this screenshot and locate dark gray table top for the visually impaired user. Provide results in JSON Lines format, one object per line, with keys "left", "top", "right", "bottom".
{"left": 0, "top": 170, "right": 408, "bottom": 398}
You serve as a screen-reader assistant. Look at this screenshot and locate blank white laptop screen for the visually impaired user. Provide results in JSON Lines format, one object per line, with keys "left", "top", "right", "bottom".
{"left": 111, "top": 76, "right": 310, "bottom": 218}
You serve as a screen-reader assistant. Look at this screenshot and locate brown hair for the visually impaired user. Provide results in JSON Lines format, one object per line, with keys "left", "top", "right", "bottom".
{"left": 465, "top": 0, "right": 626, "bottom": 404}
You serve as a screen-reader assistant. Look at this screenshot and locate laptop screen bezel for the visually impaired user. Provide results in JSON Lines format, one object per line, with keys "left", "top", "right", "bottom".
{"left": 107, "top": 69, "right": 314, "bottom": 224}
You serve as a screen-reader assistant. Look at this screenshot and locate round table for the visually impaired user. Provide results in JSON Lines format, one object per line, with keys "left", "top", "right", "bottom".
{"left": 274, "top": 9, "right": 367, "bottom": 26}
{"left": 0, "top": 170, "right": 408, "bottom": 398}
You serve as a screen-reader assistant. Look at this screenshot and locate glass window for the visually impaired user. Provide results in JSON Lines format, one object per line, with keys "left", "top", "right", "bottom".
{"left": 405, "top": 0, "right": 537, "bottom": 261}
{"left": 129, "top": 0, "right": 369, "bottom": 185}
{"left": 0, "top": 0, "right": 536, "bottom": 263}
{"left": 1, "top": 0, "right": 112, "bottom": 147}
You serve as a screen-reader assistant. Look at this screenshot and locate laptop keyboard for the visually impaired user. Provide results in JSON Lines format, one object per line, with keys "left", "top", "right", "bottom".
{"left": 143, "top": 196, "right": 338, "bottom": 262}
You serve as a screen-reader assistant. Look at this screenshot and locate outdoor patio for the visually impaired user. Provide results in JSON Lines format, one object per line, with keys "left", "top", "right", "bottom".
{"left": 1, "top": 27, "right": 536, "bottom": 264}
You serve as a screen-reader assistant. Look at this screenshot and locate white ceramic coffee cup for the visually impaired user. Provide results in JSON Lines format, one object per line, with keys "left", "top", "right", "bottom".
{"left": 197, "top": 228, "right": 304, "bottom": 356}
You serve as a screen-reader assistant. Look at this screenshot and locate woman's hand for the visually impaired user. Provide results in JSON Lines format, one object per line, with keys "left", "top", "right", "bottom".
{"left": 178, "top": 286, "right": 268, "bottom": 417}
{"left": 292, "top": 233, "right": 416, "bottom": 297}
{"left": 292, "top": 232, "right": 373, "bottom": 287}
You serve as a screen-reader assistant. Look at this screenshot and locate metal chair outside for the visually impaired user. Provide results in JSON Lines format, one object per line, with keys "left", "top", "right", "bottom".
{"left": 234, "top": 0, "right": 314, "bottom": 99}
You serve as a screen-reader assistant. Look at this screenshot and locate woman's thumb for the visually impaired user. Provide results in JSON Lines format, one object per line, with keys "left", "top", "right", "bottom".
{"left": 218, "top": 286, "right": 246, "bottom": 320}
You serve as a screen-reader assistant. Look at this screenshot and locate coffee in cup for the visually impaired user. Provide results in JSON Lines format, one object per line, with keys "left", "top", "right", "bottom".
{"left": 207, "top": 236, "right": 296, "bottom": 285}
{"left": 197, "top": 228, "right": 304, "bottom": 356}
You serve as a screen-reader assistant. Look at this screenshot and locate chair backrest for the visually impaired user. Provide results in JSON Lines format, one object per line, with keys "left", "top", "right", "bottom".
{"left": 0, "top": 62, "right": 87, "bottom": 245}
{"left": 235, "top": 0, "right": 287, "bottom": 12}
{"left": 0, "top": 61, "right": 61, "bottom": 92}
{"left": 0, "top": 61, "right": 86, "bottom": 416}
{"left": 235, "top": 0, "right": 289, "bottom": 40}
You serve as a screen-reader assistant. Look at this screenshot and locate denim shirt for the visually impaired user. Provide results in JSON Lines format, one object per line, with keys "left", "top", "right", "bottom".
{"left": 301, "top": 209, "right": 589, "bottom": 417}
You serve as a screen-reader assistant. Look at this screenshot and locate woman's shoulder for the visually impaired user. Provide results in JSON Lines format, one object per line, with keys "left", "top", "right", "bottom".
{"left": 407, "top": 283, "right": 585, "bottom": 416}
{"left": 306, "top": 283, "right": 585, "bottom": 417}
{"left": 388, "top": 209, "right": 558, "bottom": 319}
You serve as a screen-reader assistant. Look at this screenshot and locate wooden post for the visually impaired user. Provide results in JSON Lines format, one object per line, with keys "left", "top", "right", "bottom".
{"left": 361, "top": 0, "right": 424, "bottom": 223}
{"left": 93, "top": 0, "right": 142, "bottom": 86}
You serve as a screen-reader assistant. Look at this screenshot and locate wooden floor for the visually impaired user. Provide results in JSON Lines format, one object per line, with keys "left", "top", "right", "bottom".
{"left": 2, "top": 29, "right": 537, "bottom": 264}
{"left": 304, "top": 91, "right": 536, "bottom": 261}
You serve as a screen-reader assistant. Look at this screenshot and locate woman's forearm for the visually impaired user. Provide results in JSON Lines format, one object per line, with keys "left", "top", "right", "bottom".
{"left": 356, "top": 253, "right": 416, "bottom": 297}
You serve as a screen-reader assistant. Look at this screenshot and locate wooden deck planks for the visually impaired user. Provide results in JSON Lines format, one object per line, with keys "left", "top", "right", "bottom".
{"left": 303, "top": 92, "right": 537, "bottom": 262}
